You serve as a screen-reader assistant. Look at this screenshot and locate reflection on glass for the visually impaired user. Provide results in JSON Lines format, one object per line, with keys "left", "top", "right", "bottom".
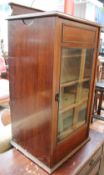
{"left": 59, "top": 84, "right": 78, "bottom": 109}
{"left": 57, "top": 47, "right": 94, "bottom": 142}
{"left": 58, "top": 103, "right": 87, "bottom": 141}
{"left": 58, "top": 109, "right": 73, "bottom": 141}
{"left": 78, "top": 102, "right": 87, "bottom": 125}
{"left": 61, "top": 48, "right": 81, "bottom": 83}
{"left": 84, "top": 49, "right": 93, "bottom": 78}
{"left": 77, "top": 81, "right": 90, "bottom": 102}
{"left": 81, "top": 81, "right": 90, "bottom": 99}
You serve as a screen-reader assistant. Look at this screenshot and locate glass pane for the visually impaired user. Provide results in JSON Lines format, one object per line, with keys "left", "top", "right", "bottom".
{"left": 59, "top": 84, "right": 78, "bottom": 109}
{"left": 84, "top": 48, "right": 94, "bottom": 78}
{"left": 61, "top": 48, "right": 82, "bottom": 83}
{"left": 81, "top": 81, "right": 90, "bottom": 99}
{"left": 57, "top": 48, "right": 94, "bottom": 142}
{"left": 77, "top": 102, "right": 87, "bottom": 126}
{"left": 57, "top": 102, "right": 87, "bottom": 141}
{"left": 77, "top": 81, "right": 90, "bottom": 102}
{"left": 58, "top": 109, "right": 74, "bottom": 141}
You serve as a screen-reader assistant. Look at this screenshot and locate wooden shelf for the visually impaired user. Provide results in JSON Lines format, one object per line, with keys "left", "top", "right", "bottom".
{"left": 58, "top": 128, "right": 73, "bottom": 141}
{"left": 73, "top": 121, "right": 85, "bottom": 129}
{"left": 60, "top": 98, "right": 88, "bottom": 113}
{"left": 58, "top": 121, "right": 86, "bottom": 141}
{"left": 59, "top": 93, "right": 76, "bottom": 109}
{"left": 62, "top": 54, "right": 81, "bottom": 59}
{"left": 60, "top": 78, "right": 90, "bottom": 87}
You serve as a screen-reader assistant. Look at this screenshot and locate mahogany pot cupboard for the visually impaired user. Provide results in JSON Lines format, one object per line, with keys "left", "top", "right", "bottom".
{"left": 8, "top": 12, "right": 100, "bottom": 173}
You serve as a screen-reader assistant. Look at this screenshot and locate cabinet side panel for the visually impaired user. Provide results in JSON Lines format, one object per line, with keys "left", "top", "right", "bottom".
{"left": 8, "top": 17, "right": 55, "bottom": 166}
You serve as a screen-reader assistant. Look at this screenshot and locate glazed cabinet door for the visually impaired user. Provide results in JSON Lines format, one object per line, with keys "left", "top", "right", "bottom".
{"left": 57, "top": 47, "right": 94, "bottom": 141}
{"left": 53, "top": 20, "right": 99, "bottom": 166}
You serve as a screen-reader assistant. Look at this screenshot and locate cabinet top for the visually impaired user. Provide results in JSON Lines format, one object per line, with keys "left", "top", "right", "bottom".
{"left": 7, "top": 11, "right": 100, "bottom": 28}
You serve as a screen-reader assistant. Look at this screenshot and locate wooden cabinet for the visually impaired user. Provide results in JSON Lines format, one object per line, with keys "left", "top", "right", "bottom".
{"left": 8, "top": 12, "right": 100, "bottom": 173}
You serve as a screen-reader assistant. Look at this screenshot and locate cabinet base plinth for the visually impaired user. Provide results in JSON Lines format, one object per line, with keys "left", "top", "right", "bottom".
{"left": 11, "top": 138, "right": 90, "bottom": 174}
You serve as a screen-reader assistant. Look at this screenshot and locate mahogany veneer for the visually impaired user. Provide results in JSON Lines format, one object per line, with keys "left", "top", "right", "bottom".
{"left": 8, "top": 11, "right": 100, "bottom": 173}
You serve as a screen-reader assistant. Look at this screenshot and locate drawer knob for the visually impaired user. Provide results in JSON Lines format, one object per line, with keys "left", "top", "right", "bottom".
{"left": 89, "top": 159, "right": 95, "bottom": 167}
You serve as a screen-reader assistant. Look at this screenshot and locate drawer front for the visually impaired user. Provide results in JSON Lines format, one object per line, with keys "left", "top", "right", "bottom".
{"left": 62, "top": 24, "right": 96, "bottom": 44}
{"left": 99, "top": 144, "right": 104, "bottom": 175}
{"left": 88, "top": 161, "right": 100, "bottom": 175}
{"left": 79, "top": 147, "right": 102, "bottom": 175}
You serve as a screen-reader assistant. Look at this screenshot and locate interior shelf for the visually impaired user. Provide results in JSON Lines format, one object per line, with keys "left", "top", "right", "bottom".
{"left": 60, "top": 78, "right": 90, "bottom": 87}
{"left": 58, "top": 120, "right": 86, "bottom": 141}
{"left": 60, "top": 98, "right": 88, "bottom": 113}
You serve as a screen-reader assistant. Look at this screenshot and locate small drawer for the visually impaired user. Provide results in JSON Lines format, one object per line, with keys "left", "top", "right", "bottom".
{"left": 102, "top": 144, "right": 104, "bottom": 155}
{"left": 79, "top": 147, "right": 102, "bottom": 175}
{"left": 88, "top": 161, "right": 100, "bottom": 175}
{"left": 62, "top": 24, "right": 95, "bottom": 44}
